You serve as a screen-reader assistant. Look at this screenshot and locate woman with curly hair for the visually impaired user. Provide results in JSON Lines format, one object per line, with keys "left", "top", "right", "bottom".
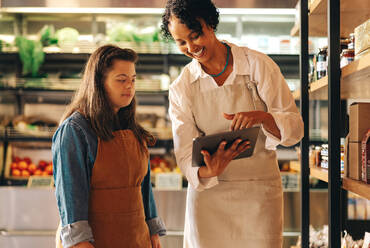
{"left": 161, "top": 0, "right": 304, "bottom": 247}
{"left": 52, "top": 45, "right": 166, "bottom": 248}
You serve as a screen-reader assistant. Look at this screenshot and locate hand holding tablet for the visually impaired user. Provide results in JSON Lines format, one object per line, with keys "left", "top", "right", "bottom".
{"left": 192, "top": 127, "right": 260, "bottom": 168}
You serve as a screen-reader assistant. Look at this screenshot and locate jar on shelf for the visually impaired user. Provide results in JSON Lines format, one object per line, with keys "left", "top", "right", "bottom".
{"left": 316, "top": 47, "right": 327, "bottom": 79}
{"left": 348, "top": 33, "right": 355, "bottom": 50}
{"left": 340, "top": 49, "right": 355, "bottom": 68}
{"left": 320, "top": 144, "right": 328, "bottom": 169}
{"left": 314, "top": 146, "right": 322, "bottom": 167}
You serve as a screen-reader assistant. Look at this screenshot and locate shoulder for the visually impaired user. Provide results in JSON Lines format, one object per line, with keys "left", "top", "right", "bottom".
{"left": 53, "top": 112, "right": 97, "bottom": 145}
{"left": 244, "top": 47, "right": 280, "bottom": 73}
{"left": 169, "top": 61, "right": 196, "bottom": 100}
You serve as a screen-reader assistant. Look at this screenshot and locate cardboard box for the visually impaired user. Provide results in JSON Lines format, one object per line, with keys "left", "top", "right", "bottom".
{"left": 362, "top": 130, "right": 370, "bottom": 183}
{"left": 349, "top": 103, "right": 370, "bottom": 142}
{"left": 354, "top": 18, "right": 370, "bottom": 55}
{"left": 348, "top": 142, "right": 362, "bottom": 180}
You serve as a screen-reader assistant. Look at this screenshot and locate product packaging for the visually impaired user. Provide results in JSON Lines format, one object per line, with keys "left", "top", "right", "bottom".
{"left": 361, "top": 129, "right": 370, "bottom": 184}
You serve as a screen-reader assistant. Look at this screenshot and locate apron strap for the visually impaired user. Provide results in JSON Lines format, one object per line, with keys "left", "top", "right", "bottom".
{"left": 244, "top": 75, "right": 267, "bottom": 112}
{"left": 189, "top": 79, "right": 206, "bottom": 136}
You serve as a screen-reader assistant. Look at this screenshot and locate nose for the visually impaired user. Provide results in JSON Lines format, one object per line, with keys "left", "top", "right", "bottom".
{"left": 125, "top": 79, "right": 134, "bottom": 89}
{"left": 187, "top": 42, "right": 198, "bottom": 54}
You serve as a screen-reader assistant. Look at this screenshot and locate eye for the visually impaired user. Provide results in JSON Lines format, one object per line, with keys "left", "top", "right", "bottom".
{"left": 190, "top": 32, "right": 201, "bottom": 40}
{"left": 132, "top": 78, "right": 136, "bottom": 83}
{"left": 177, "top": 40, "right": 186, "bottom": 46}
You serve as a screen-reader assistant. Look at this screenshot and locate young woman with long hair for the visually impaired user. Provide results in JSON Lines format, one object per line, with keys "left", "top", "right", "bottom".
{"left": 52, "top": 45, "right": 166, "bottom": 248}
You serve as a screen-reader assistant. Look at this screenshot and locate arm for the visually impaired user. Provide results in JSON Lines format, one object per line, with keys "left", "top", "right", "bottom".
{"left": 254, "top": 59, "right": 304, "bottom": 149}
{"left": 169, "top": 84, "right": 218, "bottom": 191}
{"left": 141, "top": 161, "right": 166, "bottom": 236}
{"left": 52, "top": 121, "right": 95, "bottom": 248}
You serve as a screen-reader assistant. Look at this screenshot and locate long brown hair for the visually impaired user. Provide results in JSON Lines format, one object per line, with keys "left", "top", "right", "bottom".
{"left": 61, "top": 45, "right": 155, "bottom": 150}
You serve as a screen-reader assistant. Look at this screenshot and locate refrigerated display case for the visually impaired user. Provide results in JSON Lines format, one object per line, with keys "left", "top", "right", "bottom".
{"left": 0, "top": 187, "right": 59, "bottom": 248}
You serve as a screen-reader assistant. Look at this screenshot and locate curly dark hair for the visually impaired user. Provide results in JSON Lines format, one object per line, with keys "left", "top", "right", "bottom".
{"left": 161, "top": 0, "right": 219, "bottom": 41}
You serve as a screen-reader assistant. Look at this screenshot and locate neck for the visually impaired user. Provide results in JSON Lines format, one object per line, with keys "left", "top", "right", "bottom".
{"left": 201, "top": 41, "right": 228, "bottom": 74}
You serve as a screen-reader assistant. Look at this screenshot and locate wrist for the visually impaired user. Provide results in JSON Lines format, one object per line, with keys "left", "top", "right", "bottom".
{"left": 198, "top": 166, "right": 213, "bottom": 178}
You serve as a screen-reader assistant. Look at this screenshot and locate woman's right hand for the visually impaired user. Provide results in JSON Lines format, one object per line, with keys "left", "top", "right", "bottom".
{"left": 72, "top": 241, "right": 95, "bottom": 248}
{"left": 198, "top": 139, "right": 251, "bottom": 178}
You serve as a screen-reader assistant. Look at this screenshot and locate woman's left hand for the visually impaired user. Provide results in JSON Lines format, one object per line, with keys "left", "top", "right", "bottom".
{"left": 151, "top": 234, "right": 161, "bottom": 248}
{"left": 223, "top": 111, "right": 281, "bottom": 139}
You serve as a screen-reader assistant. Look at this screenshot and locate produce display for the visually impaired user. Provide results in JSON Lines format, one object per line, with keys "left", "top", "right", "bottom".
{"left": 10, "top": 156, "right": 53, "bottom": 178}
{"left": 14, "top": 36, "right": 45, "bottom": 77}
{"left": 10, "top": 115, "right": 58, "bottom": 137}
{"left": 150, "top": 155, "right": 181, "bottom": 174}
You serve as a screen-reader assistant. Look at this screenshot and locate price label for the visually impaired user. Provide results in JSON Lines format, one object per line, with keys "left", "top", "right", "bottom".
{"left": 154, "top": 173, "right": 182, "bottom": 190}
{"left": 27, "top": 176, "right": 54, "bottom": 188}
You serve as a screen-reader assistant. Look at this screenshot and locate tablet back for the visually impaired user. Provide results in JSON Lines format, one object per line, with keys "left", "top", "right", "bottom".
{"left": 192, "top": 127, "right": 260, "bottom": 167}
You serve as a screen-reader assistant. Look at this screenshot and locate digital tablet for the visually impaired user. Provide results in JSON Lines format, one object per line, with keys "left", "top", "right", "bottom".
{"left": 192, "top": 127, "right": 260, "bottom": 167}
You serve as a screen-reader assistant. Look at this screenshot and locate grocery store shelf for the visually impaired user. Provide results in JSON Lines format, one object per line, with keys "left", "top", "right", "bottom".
{"left": 0, "top": 52, "right": 300, "bottom": 78}
{"left": 283, "top": 232, "right": 301, "bottom": 237}
{"left": 290, "top": 161, "right": 329, "bottom": 182}
{"left": 292, "top": 90, "right": 300, "bottom": 100}
{"left": 290, "top": 0, "right": 370, "bottom": 37}
{"left": 310, "top": 167, "right": 328, "bottom": 182}
{"left": 289, "top": 160, "right": 300, "bottom": 172}
{"left": 309, "top": 77, "right": 329, "bottom": 100}
{"left": 309, "top": 52, "right": 370, "bottom": 100}
{"left": 290, "top": 163, "right": 370, "bottom": 199}
{"left": 290, "top": 23, "right": 300, "bottom": 37}
{"left": 342, "top": 177, "right": 370, "bottom": 200}
{"left": 276, "top": 147, "right": 298, "bottom": 161}
{"left": 341, "top": 52, "right": 370, "bottom": 99}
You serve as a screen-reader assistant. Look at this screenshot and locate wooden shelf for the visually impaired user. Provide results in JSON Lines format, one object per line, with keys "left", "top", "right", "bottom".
{"left": 290, "top": 23, "right": 299, "bottom": 37}
{"left": 309, "top": 52, "right": 370, "bottom": 100}
{"left": 342, "top": 177, "right": 370, "bottom": 200}
{"left": 310, "top": 167, "right": 329, "bottom": 182}
{"left": 291, "top": 0, "right": 370, "bottom": 37}
{"left": 290, "top": 163, "right": 370, "bottom": 200}
{"left": 341, "top": 52, "right": 370, "bottom": 99}
{"left": 289, "top": 161, "right": 328, "bottom": 182}
{"left": 292, "top": 90, "right": 300, "bottom": 100}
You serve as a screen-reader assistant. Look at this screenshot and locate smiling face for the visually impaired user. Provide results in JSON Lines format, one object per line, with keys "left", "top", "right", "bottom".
{"left": 104, "top": 59, "right": 136, "bottom": 113}
{"left": 168, "top": 15, "right": 218, "bottom": 64}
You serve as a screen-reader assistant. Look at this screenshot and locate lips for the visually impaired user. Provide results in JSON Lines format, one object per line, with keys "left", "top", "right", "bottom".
{"left": 191, "top": 47, "right": 204, "bottom": 58}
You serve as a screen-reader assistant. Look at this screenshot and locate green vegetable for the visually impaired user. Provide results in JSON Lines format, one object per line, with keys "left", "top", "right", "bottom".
{"left": 133, "top": 26, "right": 157, "bottom": 43}
{"left": 39, "top": 25, "right": 58, "bottom": 46}
{"left": 15, "top": 36, "right": 45, "bottom": 77}
{"left": 107, "top": 23, "right": 135, "bottom": 42}
{"left": 56, "top": 27, "right": 79, "bottom": 46}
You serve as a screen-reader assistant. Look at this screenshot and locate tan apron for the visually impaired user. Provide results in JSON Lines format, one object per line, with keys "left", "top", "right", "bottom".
{"left": 184, "top": 75, "right": 283, "bottom": 248}
{"left": 56, "top": 130, "right": 151, "bottom": 248}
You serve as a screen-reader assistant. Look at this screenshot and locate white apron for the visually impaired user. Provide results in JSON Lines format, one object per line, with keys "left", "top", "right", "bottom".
{"left": 184, "top": 75, "right": 283, "bottom": 248}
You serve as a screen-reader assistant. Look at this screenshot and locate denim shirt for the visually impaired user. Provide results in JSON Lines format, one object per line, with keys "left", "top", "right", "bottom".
{"left": 52, "top": 112, "right": 166, "bottom": 248}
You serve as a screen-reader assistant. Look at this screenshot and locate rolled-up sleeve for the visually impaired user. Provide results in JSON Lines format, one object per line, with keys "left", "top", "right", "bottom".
{"left": 169, "top": 82, "right": 218, "bottom": 191}
{"left": 52, "top": 121, "right": 94, "bottom": 247}
{"left": 253, "top": 57, "right": 304, "bottom": 149}
{"left": 141, "top": 161, "right": 166, "bottom": 236}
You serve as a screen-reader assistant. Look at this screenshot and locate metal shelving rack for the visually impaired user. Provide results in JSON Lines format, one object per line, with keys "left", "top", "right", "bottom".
{"left": 297, "top": 0, "right": 370, "bottom": 247}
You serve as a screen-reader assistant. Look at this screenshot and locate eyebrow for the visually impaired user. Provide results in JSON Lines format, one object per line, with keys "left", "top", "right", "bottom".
{"left": 174, "top": 31, "right": 199, "bottom": 42}
{"left": 115, "top": 74, "right": 136, "bottom": 77}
